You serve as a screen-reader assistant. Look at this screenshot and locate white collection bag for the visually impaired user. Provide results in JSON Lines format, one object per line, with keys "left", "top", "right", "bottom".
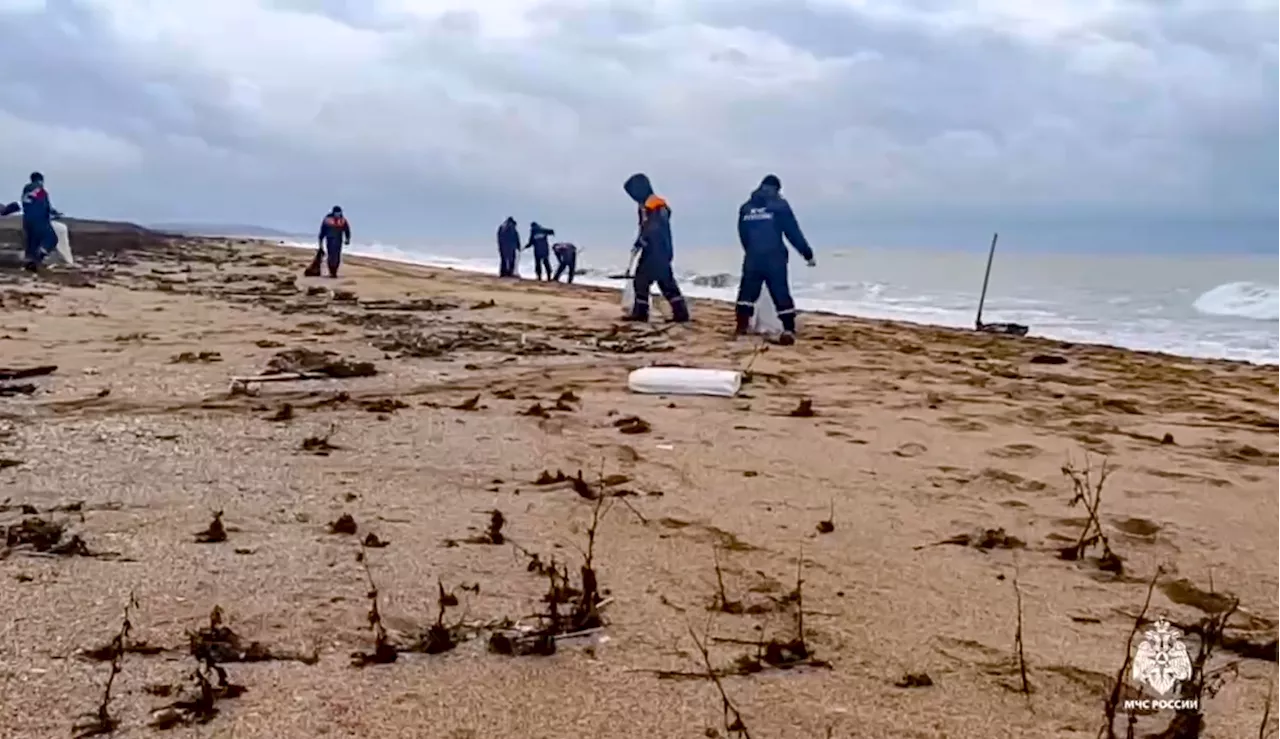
{"left": 627, "top": 367, "right": 742, "bottom": 397}
{"left": 50, "top": 221, "right": 74, "bottom": 266}
{"left": 620, "top": 279, "right": 635, "bottom": 316}
{"left": 619, "top": 251, "right": 640, "bottom": 316}
{"left": 750, "top": 289, "right": 782, "bottom": 335}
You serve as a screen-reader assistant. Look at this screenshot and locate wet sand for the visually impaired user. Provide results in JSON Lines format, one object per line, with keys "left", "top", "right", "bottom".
{"left": 0, "top": 229, "right": 1276, "bottom": 739}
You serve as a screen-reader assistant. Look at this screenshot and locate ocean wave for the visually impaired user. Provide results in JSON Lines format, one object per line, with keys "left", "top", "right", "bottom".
{"left": 1192, "top": 282, "right": 1279, "bottom": 321}
{"left": 688, "top": 272, "right": 735, "bottom": 288}
{"left": 268, "top": 239, "right": 1276, "bottom": 365}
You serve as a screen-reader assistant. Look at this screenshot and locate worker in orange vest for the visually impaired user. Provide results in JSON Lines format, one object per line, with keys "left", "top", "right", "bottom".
{"left": 309, "top": 206, "right": 351, "bottom": 278}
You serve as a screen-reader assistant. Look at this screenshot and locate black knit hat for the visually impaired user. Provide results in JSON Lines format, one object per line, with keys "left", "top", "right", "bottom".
{"left": 760, "top": 174, "right": 781, "bottom": 189}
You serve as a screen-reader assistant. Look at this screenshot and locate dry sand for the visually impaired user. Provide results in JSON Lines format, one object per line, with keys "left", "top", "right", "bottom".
{"left": 0, "top": 232, "right": 1276, "bottom": 739}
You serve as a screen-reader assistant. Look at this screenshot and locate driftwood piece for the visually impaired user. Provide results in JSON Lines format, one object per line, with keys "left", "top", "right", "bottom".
{"left": 227, "top": 372, "right": 331, "bottom": 396}
{"left": 0, "top": 365, "right": 57, "bottom": 381}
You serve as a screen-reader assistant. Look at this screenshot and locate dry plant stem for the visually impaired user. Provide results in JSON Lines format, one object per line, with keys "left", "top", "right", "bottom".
{"left": 1260, "top": 675, "right": 1277, "bottom": 739}
{"left": 740, "top": 339, "right": 766, "bottom": 375}
{"left": 794, "top": 547, "right": 805, "bottom": 647}
{"left": 712, "top": 546, "right": 732, "bottom": 609}
{"left": 688, "top": 619, "right": 753, "bottom": 739}
{"left": 1064, "top": 456, "right": 1114, "bottom": 557}
{"left": 576, "top": 490, "right": 610, "bottom": 626}
{"left": 354, "top": 544, "right": 395, "bottom": 664}
{"left": 1099, "top": 567, "right": 1163, "bottom": 739}
{"left": 1072, "top": 457, "right": 1110, "bottom": 549}
{"left": 76, "top": 593, "right": 138, "bottom": 737}
{"left": 1168, "top": 595, "right": 1241, "bottom": 737}
{"left": 616, "top": 495, "right": 648, "bottom": 525}
{"left": 1012, "top": 559, "right": 1031, "bottom": 698}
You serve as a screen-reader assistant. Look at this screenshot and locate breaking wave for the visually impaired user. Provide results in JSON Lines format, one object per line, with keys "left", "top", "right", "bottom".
{"left": 1192, "top": 282, "right": 1279, "bottom": 321}
{"left": 269, "top": 239, "right": 1277, "bottom": 364}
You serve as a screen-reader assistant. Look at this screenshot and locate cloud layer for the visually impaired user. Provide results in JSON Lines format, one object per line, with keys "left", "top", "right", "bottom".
{"left": 1, "top": 0, "right": 1276, "bottom": 250}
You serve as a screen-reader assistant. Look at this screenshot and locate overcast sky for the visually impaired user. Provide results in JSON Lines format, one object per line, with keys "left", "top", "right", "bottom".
{"left": 1, "top": 0, "right": 1276, "bottom": 252}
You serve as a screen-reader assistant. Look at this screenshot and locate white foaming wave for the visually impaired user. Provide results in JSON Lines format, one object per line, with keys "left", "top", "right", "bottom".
{"left": 1192, "top": 281, "right": 1280, "bottom": 321}
{"left": 268, "top": 240, "right": 1276, "bottom": 364}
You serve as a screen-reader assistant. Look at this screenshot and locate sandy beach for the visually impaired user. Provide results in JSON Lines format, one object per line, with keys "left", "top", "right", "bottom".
{"left": 0, "top": 226, "right": 1276, "bottom": 739}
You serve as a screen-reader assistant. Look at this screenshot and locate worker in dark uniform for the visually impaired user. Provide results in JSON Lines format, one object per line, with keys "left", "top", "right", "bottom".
{"left": 496, "top": 217, "right": 520, "bottom": 277}
{"left": 733, "top": 174, "right": 815, "bottom": 345}
{"left": 526, "top": 222, "right": 555, "bottom": 280}
{"left": 316, "top": 206, "right": 351, "bottom": 278}
{"left": 19, "top": 172, "right": 63, "bottom": 272}
{"left": 551, "top": 242, "right": 578, "bottom": 283}
{"left": 622, "top": 173, "right": 689, "bottom": 323}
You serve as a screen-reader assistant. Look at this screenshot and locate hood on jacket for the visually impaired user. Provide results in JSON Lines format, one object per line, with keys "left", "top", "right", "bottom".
{"left": 623, "top": 173, "right": 654, "bottom": 204}
{"left": 749, "top": 186, "right": 779, "bottom": 206}
{"left": 750, "top": 174, "right": 781, "bottom": 205}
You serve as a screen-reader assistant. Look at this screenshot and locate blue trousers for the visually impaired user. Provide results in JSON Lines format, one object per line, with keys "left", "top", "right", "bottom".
{"left": 631, "top": 255, "right": 688, "bottom": 322}
{"left": 23, "top": 222, "right": 56, "bottom": 266}
{"left": 735, "top": 258, "right": 796, "bottom": 332}
{"left": 322, "top": 240, "right": 343, "bottom": 275}
{"left": 532, "top": 246, "right": 552, "bottom": 280}
{"left": 553, "top": 252, "right": 576, "bottom": 283}
{"left": 498, "top": 246, "right": 517, "bottom": 277}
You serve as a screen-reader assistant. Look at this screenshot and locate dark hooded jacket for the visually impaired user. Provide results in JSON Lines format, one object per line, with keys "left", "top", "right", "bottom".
{"left": 736, "top": 183, "right": 813, "bottom": 265}
{"left": 527, "top": 222, "right": 555, "bottom": 254}
{"left": 497, "top": 218, "right": 520, "bottom": 252}
{"left": 318, "top": 208, "right": 350, "bottom": 246}
{"left": 623, "top": 173, "right": 674, "bottom": 263}
{"left": 21, "top": 182, "right": 58, "bottom": 226}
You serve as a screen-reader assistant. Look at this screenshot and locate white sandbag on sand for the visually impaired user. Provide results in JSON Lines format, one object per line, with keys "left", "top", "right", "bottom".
{"left": 628, "top": 367, "right": 742, "bottom": 397}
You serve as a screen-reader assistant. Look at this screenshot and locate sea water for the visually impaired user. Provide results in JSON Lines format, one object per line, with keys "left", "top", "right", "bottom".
{"left": 272, "top": 239, "right": 1279, "bottom": 366}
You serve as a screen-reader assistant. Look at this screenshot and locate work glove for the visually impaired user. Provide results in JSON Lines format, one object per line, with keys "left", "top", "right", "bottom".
{"left": 805, "top": 258, "right": 816, "bottom": 267}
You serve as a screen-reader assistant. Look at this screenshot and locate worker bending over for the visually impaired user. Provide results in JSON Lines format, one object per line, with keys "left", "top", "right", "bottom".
{"left": 551, "top": 242, "right": 578, "bottom": 283}
{"left": 622, "top": 173, "right": 689, "bottom": 323}
{"left": 734, "top": 174, "right": 815, "bottom": 345}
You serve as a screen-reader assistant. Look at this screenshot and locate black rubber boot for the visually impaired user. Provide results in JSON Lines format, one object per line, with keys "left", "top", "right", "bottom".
{"left": 669, "top": 298, "right": 690, "bottom": 323}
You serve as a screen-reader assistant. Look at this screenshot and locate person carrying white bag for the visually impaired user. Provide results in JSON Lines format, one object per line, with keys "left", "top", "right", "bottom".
{"left": 732, "top": 174, "right": 815, "bottom": 345}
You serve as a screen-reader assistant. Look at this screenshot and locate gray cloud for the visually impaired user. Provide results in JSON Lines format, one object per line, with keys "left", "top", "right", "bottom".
{"left": 0, "top": 0, "right": 1274, "bottom": 250}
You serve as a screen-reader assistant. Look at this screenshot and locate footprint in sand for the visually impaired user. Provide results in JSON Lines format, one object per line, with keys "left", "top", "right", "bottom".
{"left": 1209, "top": 440, "right": 1279, "bottom": 467}
{"left": 979, "top": 468, "right": 1048, "bottom": 492}
{"left": 1110, "top": 517, "right": 1161, "bottom": 539}
{"left": 1141, "top": 467, "right": 1233, "bottom": 488}
{"left": 985, "top": 442, "right": 1042, "bottom": 459}
{"left": 893, "top": 442, "right": 928, "bottom": 458}
{"left": 939, "top": 415, "right": 988, "bottom": 432}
